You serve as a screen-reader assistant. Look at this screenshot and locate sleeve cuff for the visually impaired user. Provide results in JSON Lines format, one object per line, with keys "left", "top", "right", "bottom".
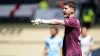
{"left": 42, "top": 20, "right": 50, "bottom": 24}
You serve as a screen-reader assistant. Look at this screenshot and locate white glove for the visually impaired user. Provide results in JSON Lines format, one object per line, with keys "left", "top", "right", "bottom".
{"left": 31, "top": 19, "right": 50, "bottom": 25}
{"left": 35, "top": 19, "right": 42, "bottom": 24}
{"left": 31, "top": 19, "right": 42, "bottom": 25}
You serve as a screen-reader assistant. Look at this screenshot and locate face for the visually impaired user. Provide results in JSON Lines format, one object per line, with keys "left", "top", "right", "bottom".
{"left": 63, "top": 5, "right": 74, "bottom": 18}
{"left": 81, "top": 27, "right": 88, "bottom": 37}
{"left": 50, "top": 28, "right": 57, "bottom": 36}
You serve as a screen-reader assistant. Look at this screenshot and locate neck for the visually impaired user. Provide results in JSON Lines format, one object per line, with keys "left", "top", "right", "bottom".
{"left": 69, "top": 14, "right": 75, "bottom": 18}
{"left": 82, "top": 35, "right": 87, "bottom": 37}
{"left": 51, "top": 35, "right": 56, "bottom": 38}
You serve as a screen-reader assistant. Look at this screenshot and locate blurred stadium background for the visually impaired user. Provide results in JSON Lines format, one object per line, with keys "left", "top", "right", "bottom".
{"left": 0, "top": 0, "right": 100, "bottom": 56}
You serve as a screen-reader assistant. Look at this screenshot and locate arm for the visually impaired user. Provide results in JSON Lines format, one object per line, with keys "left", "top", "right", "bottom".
{"left": 84, "top": 44, "right": 93, "bottom": 54}
{"left": 32, "top": 18, "right": 77, "bottom": 27}
{"left": 43, "top": 39, "right": 48, "bottom": 56}
{"left": 41, "top": 19, "right": 65, "bottom": 25}
{"left": 88, "top": 38, "right": 93, "bottom": 51}
{"left": 43, "top": 48, "right": 47, "bottom": 56}
{"left": 60, "top": 48, "right": 62, "bottom": 56}
{"left": 41, "top": 18, "right": 78, "bottom": 27}
{"left": 87, "top": 45, "right": 93, "bottom": 52}
{"left": 59, "top": 39, "right": 63, "bottom": 56}
{"left": 32, "top": 19, "right": 65, "bottom": 25}
{"left": 84, "top": 38, "right": 93, "bottom": 54}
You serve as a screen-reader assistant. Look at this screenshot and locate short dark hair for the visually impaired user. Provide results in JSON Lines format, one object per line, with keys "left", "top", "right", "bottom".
{"left": 64, "top": 1, "right": 76, "bottom": 10}
{"left": 51, "top": 26, "right": 58, "bottom": 34}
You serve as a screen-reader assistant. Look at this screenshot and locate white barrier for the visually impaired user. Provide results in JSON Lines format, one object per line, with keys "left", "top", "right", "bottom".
{"left": 34, "top": 8, "right": 64, "bottom": 20}
{"left": 0, "top": 4, "right": 39, "bottom": 17}
{"left": 0, "top": 5, "right": 15, "bottom": 17}
{"left": 15, "top": 4, "right": 39, "bottom": 17}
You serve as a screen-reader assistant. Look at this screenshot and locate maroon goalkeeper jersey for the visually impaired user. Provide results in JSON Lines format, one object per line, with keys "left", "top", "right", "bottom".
{"left": 63, "top": 17, "right": 82, "bottom": 56}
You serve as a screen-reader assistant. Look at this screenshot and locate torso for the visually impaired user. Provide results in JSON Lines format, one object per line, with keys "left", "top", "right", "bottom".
{"left": 79, "top": 35, "right": 92, "bottom": 56}
{"left": 46, "top": 36, "right": 62, "bottom": 56}
{"left": 63, "top": 17, "right": 81, "bottom": 56}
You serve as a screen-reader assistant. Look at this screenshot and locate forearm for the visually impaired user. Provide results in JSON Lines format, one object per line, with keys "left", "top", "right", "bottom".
{"left": 87, "top": 45, "right": 93, "bottom": 52}
{"left": 42, "top": 19, "right": 65, "bottom": 25}
{"left": 43, "top": 49, "right": 47, "bottom": 56}
{"left": 85, "top": 45, "right": 93, "bottom": 53}
{"left": 60, "top": 48, "right": 62, "bottom": 56}
{"left": 43, "top": 52, "right": 46, "bottom": 56}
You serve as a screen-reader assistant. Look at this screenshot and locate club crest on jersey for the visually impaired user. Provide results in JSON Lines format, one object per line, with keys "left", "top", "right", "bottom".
{"left": 66, "top": 19, "right": 69, "bottom": 23}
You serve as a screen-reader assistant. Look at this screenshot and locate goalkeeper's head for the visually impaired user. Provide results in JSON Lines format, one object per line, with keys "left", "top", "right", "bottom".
{"left": 63, "top": 1, "right": 76, "bottom": 18}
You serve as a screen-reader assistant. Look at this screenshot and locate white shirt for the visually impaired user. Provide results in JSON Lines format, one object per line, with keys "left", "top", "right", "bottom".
{"left": 79, "top": 35, "right": 93, "bottom": 56}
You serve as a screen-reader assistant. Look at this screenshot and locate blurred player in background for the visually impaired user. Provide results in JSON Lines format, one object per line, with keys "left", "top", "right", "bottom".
{"left": 79, "top": 27, "right": 93, "bottom": 56}
{"left": 43, "top": 27, "right": 63, "bottom": 56}
{"left": 32, "top": 1, "right": 82, "bottom": 56}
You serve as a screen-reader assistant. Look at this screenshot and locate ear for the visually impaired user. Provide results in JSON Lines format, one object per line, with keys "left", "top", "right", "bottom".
{"left": 70, "top": 8, "right": 74, "bottom": 13}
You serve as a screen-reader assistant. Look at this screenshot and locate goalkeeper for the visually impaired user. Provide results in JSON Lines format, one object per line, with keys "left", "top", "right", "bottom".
{"left": 32, "top": 1, "right": 82, "bottom": 56}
